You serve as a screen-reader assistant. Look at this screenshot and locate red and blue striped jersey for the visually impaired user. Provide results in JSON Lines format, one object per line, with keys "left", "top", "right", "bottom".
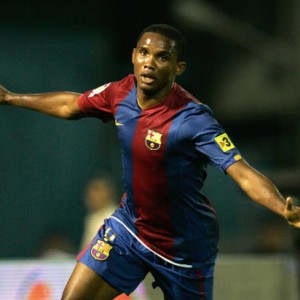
{"left": 78, "top": 74, "right": 242, "bottom": 267}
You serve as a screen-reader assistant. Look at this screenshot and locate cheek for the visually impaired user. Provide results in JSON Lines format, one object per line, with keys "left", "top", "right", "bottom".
{"left": 135, "top": 56, "right": 146, "bottom": 65}
{"left": 133, "top": 56, "right": 143, "bottom": 69}
{"left": 133, "top": 62, "right": 140, "bottom": 74}
{"left": 159, "top": 66, "right": 177, "bottom": 77}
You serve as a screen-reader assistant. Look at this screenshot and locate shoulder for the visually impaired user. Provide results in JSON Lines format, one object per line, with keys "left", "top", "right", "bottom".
{"left": 111, "top": 74, "right": 136, "bottom": 91}
{"left": 172, "top": 84, "right": 214, "bottom": 119}
{"left": 171, "top": 85, "right": 221, "bottom": 136}
{"left": 94, "top": 74, "right": 135, "bottom": 95}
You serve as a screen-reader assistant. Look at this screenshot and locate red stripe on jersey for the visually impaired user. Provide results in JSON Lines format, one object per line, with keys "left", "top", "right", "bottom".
{"left": 195, "top": 269, "right": 206, "bottom": 300}
{"left": 131, "top": 94, "right": 189, "bottom": 260}
{"left": 203, "top": 197, "right": 218, "bottom": 216}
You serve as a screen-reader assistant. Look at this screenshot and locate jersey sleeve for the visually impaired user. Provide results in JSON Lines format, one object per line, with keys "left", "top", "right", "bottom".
{"left": 77, "top": 82, "right": 114, "bottom": 122}
{"left": 181, "top": 105, "right": 242, "bottom": 172}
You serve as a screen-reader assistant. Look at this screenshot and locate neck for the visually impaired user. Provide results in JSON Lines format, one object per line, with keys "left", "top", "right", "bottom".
{"left": 137, "top": 97, "right": 166, "bottom": 110}
{"left": 137, "top": 83, "right": 174, "bottom": 110}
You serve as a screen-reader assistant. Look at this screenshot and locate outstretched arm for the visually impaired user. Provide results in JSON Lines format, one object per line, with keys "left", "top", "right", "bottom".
{"left": 227, "top": 159, "right": 300, "bottom": 228}
{"left": 0, "top": 85, "right": 84, "bottom": 119}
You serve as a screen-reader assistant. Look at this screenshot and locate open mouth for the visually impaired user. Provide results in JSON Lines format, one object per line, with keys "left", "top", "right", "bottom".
{"left": 141, "top": 74, "right": 155, "bottom": 84}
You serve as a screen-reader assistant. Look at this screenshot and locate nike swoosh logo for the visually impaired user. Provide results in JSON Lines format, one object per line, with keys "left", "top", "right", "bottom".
{"left": 115, "top": 120, "right": 124, "bottom": 126}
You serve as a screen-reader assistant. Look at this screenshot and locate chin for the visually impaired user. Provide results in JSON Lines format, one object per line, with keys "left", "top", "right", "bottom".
{"left": 138, "top": 82, "right": 155, "bottom": 92}
{"left": 140, "top": 86, "right": 157, "bottom": 97}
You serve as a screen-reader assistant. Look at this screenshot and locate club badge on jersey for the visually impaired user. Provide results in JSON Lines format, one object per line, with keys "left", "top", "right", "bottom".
{"left": 90, "top": 227, "right": 116, "bottom": 261}
{"left": 91, "top": 240, "right": 113, "bottom": 261}
{"left": 145, "top": 129, "right": 163, "bottom": 150}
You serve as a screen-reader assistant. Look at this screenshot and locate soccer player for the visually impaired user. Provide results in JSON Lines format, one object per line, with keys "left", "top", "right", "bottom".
{"left": 0, "top": 24, "right": 299, "bottom": 300}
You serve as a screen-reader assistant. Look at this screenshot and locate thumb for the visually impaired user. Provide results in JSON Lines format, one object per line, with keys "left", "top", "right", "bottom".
{"left": 286, "top": 197, "right": 294, "bottom": 211}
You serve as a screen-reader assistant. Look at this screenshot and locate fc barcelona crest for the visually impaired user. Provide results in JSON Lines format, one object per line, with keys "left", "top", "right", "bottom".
{"left": 91, "top": 239, "right": 113, "bottom": 261}
{"left": 145, "top": 129, "right": 163, "bottom": 150}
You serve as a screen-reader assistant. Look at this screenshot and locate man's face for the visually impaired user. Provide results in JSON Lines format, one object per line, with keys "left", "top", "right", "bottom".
{"left": 132, "top": 32, "right": 185, "bottom": 96}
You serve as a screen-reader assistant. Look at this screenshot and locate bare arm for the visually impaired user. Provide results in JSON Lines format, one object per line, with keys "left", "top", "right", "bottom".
{"left": 0, "top": 85, "right": 84, "bottom": 119}
{"left": 227, "top": 159, "right": 300, "bottom": 227}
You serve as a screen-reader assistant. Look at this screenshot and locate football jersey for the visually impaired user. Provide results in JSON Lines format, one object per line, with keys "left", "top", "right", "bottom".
{"left": 78, "top": 74, "right": 242, "bottom": 267}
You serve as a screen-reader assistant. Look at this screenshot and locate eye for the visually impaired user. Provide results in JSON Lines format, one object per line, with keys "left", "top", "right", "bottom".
{"left": 158, "top": 54, "right": 169, "bottom": 62}
{"left": 139, "top": 48, "right": 147, "bottom": 56}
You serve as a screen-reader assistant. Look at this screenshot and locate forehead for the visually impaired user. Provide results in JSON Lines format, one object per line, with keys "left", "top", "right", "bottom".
{"left": 137, "top": 32, "right": 177, "bottom": 53}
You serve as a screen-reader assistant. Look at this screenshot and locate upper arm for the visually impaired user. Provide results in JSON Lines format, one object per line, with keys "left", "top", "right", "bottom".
{"left": 181, "top": 106, "right": 242, "bottom": 172}
{"left": 76, "top": 83, "right": 114, "bottom": 121}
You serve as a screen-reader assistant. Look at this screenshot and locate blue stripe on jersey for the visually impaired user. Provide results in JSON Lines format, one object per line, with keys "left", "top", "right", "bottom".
{"left": 114, "top": 85, "right": 140, "bottom": 219}
{"left": 165, "top": 104, "right": 219, "bottom": 265}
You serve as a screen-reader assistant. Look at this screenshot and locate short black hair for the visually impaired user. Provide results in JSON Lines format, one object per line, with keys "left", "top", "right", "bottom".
{"left": 137, "top": 24, "right": 187, "bottom": 61}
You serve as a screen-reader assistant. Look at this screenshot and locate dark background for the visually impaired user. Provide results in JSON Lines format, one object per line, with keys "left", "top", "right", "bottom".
{"left": 1, "top": 0, "right": 299, "bottom": 257}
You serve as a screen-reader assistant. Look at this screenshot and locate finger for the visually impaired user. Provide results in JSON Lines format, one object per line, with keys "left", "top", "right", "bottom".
{"left": 286, "top": 197, "right": 294, "bottom": 211}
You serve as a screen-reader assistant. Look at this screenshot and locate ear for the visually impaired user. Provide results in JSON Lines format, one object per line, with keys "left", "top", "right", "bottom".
{"left": 132, "top": 48, "right": 136, "bottom": 64}
{"left": 175, "top": 61, "right": 187, "bottom": 76}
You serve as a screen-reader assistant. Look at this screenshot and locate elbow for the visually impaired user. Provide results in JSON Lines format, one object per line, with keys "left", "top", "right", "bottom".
{"left": 64, "top": 112, "right": 82, "bottom": 120}
{"left": 59, "top": 93, "right": 83, "bottom": 120}
{"left": 60, "top": 104, "right": 83, "bottom": 120}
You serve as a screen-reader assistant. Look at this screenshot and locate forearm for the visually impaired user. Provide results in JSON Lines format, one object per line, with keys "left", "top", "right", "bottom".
{"left": 227, "top": 160, "right": 286, "bottom": 217}
{"left": 239, "top": 171, "right": 286, "bottom": 217}
{"left": 3, "top": 91, "right": 82, "bottom": 119}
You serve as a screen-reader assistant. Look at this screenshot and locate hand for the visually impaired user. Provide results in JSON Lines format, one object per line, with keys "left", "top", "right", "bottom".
{"left": 284, "top": 197, "right": 300, "bottom": 228}
{"left": 0, "top": 85, "right": 10, "bottom": 104}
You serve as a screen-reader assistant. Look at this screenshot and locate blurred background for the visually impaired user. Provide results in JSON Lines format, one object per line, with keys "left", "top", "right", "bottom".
{"left": 1, "top": 0, "right": 300, "bottom": 299}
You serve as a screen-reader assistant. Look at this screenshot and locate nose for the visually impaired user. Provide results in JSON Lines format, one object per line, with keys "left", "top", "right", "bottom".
{"left": 143, "top": 55, "right": 155, "bottom": 70}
